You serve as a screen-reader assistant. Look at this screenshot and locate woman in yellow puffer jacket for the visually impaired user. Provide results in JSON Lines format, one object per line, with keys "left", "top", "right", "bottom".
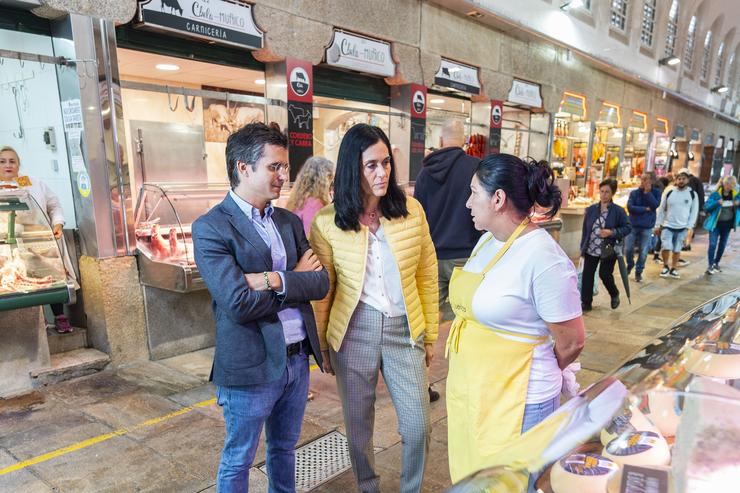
{"left": 310, "top": 124, "right": 438, "bottom": 493}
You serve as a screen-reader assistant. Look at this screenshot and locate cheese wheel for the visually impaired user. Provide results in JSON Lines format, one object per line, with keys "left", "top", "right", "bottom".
{"left": 603, "top": 431, "right": 671, "bottom": 467}
{"left": 551, "top": 453, "right": 619, "bottom": 493}
{"left": 644, "top": 392, "right": 681, "bottom": 438}
{"left": 685, "top": 341, "right": 740, "bottom": 379}
{"left": 600, "top": 406, "right": 659, "bottom": 446}
{"left": 606, "top": 465, "right": 673, "bottom": 493}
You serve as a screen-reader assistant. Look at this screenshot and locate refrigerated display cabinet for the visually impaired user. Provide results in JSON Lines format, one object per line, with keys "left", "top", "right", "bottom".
{"left": 447, "top": 288, "right": 740, "bottom": 493}
{"left": 133, "top": 182, "right": 230, "bottom": 292}
{"left": 0, "top": 190, "right": 73, "bottom": 310}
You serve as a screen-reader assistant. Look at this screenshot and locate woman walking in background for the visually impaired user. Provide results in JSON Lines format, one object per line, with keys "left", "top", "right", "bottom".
{"left": 704, "top": 175, "right": 739, "bottom": 275}
{"left": 580, "top": 178, "right": 631, "bottom": 311}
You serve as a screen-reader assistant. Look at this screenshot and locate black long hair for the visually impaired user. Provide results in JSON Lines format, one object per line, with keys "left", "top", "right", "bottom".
{"left": 475, "top": 154, "right": 561, "bottom": 219}
{"left": 333, "top": 124, "right": 408, "bottom": 231}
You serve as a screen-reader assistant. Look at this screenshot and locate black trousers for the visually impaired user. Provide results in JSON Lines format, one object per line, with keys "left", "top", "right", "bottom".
{"left": 581, "top": 253, "right": 619, "bottom": 305}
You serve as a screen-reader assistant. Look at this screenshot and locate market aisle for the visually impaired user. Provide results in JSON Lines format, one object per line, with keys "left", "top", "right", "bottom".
{"left": 0, "top": 233, "right": 738, "bottom": 492}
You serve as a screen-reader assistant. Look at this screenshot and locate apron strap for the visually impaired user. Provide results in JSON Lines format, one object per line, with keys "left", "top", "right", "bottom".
{"left": 480, "top": 217, "right": 530, "bottom": 275}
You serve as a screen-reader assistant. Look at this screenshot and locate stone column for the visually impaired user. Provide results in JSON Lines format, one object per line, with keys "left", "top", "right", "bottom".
{"left": 79, "top": 256, "right": 148, "bottom": 365}
{"left": 0, "top": 307, "right": 49, "bottom": 398}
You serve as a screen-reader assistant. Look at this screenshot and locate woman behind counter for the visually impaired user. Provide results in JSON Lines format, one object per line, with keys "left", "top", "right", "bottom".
{"left": 0, "top": 146, "right": 78, "bottom": 333}
{"left": 285, "top": 156, "right": 334, "bottom": 237}
{"left": 580, "top": 178, "right": 631, "bottom": 311}
{"left": 446, "top": 154, "right": 585, "bottom": 483}
{"left": 310, "top": 124, "right": 438, "bottom": 493}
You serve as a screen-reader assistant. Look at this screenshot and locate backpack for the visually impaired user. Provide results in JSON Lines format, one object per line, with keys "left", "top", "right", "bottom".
{"left": 665, "top": 188, "right": 695, "bottom": 202}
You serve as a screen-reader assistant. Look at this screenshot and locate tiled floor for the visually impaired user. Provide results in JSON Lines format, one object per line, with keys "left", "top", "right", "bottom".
{"left": 0, "top": 232, "right": 737, "bottom": 492}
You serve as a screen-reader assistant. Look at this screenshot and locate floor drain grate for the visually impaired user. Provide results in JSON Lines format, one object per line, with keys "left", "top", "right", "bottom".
{"left": 258, "top": 430, "right": 352, "bottom": 491}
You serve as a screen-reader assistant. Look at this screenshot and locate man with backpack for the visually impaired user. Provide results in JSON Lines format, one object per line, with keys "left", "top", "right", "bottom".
{"left": 655, "top": 169, "right": 699, "bottom": 279}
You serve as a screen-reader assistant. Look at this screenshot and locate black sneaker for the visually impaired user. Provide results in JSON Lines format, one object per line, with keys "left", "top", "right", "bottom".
{"left": 669, "top": 268, "right": 681, "bottom": 279}
{"left": 653, "top": 256, "right": 663, "bottom": 264}
{"left": 677, "top": 258, "right": 690, "bottom": 267}
{"left": 660, "top": 266, "right": 670, "bottom": 277}
{"left": 581, "top": 302, "right": 593, "bottom": 312}
{"left": 428, "top": 385, "right": 440, "bottom": 403}
{"left": 713, "top": 263, "right": 722, "bottom": 273}
{"left": 706, "top": 267, "right": 715, "bottom": 275}
{"left": 635, "top": 273, "right": 643, "bottom": 283}
{"left": 611, "top": 295, "right": 620, "bottom": 309}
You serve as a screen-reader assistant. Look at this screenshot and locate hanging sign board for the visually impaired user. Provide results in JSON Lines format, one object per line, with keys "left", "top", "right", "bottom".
{"left": 597, "top": 102, "right": 621, "bottom": 127}
{"left": 557, "top": 91, "right": 587, "bottom": 120}
{"left": 654, "top": 116, "right": 669, "bottom": 135}
{"left": 409, "top": 84, "right": 427, "bottom": 180}
{"left": 286, "top": 58, "right": 313, "bottom": 181}
{"left": 325, "top": 30, "right": 395, "bottom": 77}
{"left": 489, "top": 99, "right": 504, "bottom": 154}
{"left": 507, "top": 79, "right": 542, "bottom": 108}
{"left": 135, "top": 0, "right": 264, "bottom": 50}
{"left": 433, "top": 58, "right": 481, "bottom": 95}
{"left": 629, "top": 110, "right": 648, "bottom": 131}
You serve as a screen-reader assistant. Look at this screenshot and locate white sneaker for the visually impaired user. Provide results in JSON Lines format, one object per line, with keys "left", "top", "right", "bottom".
{"left": 669, "top": 268, "right": 681, "bottom": 279}
{"left": 660, "top": 266, "right": 670, "bottom": 278}
{"left": 677, "top": 258, "right": 690, "bottom": 267}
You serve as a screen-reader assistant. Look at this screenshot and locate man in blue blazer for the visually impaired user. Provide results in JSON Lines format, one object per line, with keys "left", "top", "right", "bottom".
{"left": 193, "top": 122, "right": 329, "bottom": 493}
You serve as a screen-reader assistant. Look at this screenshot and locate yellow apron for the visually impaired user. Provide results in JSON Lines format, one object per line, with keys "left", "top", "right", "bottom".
{"left": 446, "top": 218, "right": 548, "bottom": 483}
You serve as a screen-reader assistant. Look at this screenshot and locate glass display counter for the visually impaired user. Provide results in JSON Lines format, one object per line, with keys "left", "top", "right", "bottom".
{"left": 447, "top": 288, "right": 740, "bottom": 493}
{"left": 0, "top": 189, "right": 72, "bottom": 311}
{"left": 134, "top": 182, "right": 230, "bottom": 292}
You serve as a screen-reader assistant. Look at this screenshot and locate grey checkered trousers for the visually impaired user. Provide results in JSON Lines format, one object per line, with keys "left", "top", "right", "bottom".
{"left": 330, "top": 301, "right": 430, "bottom": 493}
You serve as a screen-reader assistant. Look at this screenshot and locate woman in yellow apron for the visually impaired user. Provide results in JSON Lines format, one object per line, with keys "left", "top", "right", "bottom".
{"left": 446, "top": 155, "right": 586, "bottom": 484}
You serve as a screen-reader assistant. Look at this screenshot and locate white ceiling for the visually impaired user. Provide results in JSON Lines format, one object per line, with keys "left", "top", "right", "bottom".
{"left": 116, "top": 48, "right": 265, "bottom": 95}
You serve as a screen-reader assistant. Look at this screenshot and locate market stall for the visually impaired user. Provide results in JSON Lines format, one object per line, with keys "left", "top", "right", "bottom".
{"left": 448, "top": 288, "right": 740, "bottom": 493}
{"left": 622, "top": 110, "right": 650, "bottom": 181}
{"left": 648, "top": 116, "right": 671, "bottom": 177}
{"left": 0, "top": 190, "right": 75, "bottom": 397}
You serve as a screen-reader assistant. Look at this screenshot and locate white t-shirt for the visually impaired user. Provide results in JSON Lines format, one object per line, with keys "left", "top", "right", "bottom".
{"left": 464, "top": 228, "right": 582, "bottom": 404}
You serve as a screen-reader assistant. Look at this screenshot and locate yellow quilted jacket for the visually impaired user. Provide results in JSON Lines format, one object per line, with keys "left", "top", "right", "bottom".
{"left": 309, "top": 196, "right": 439, "bottom": 352}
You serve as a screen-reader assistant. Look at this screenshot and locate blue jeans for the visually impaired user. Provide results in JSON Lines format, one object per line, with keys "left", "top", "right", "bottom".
{"left": 216, "top": 351, "right": 310, "bottom": 493}
{"left": 522, "top": 395, "right": 560, "bottom": 493}
{"left": 625, "top": 227, "right": 653, "bottom": 275}
{"left": 708, "top": 221, "right": 733, "bottom": 267}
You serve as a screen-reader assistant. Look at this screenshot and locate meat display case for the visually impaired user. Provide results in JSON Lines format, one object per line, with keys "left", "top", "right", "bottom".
{"left": 0, "top": 190, "right": 73, "bottom": 311}
{"left": 133, "top": 182, "right": 230, "bottom": 293}
{"left": 447, "top": 288, "right": 740, "bottom": 493}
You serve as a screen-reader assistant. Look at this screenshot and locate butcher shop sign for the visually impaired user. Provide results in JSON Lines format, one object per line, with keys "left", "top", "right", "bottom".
{"left": 135, "top": 0, "right": 264, "bottom": 50}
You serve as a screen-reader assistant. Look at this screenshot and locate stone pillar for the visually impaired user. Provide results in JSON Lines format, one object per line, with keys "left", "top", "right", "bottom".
{"left": 0, "top": 307, "right": 49, "bottom": 398}
{"left": 79, "top": 256, "right": 148, "bottom": 365}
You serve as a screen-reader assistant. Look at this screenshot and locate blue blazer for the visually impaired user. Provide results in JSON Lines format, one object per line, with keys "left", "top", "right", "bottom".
{"left": 580, "top": 202, "right": 632, "bottom": 256}
{"left": 192, "top": 193, "right": 329, "bottom": 387}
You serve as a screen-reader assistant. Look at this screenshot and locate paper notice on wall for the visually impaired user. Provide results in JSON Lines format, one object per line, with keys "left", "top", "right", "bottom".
{"left": 66, "top": 128, "right": 85, "bottom": 172}
{"left": 61, "top": 99, "right": 83, "bottom": 131}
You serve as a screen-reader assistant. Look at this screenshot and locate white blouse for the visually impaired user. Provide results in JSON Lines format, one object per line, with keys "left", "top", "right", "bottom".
{"left": 359, "top": 225, "right": 406, "bottom": 317}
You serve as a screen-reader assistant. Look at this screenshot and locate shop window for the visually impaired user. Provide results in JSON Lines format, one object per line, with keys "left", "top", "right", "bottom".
{"left": 683, "top": 15, "right": 698, "bottom": 72}
{"left": 664, "top": 0, "right": 679, "bottom": 57}
{"left": 610, "top": 0, "right": 629, "bottom": 32}
{"left": 714, "top": 41, "right": 725, "bottom": 86}
{"left": 0, "top": 29, "right": 77, "bottom": 228}
{"left": 313, "top": 96, "right": 392, "bottom": 166}
{"left": 700, "top": 30, "right": 713, "bottom": 81}
{"left": 640, "top": 0, "right": 656, "bottom": 47}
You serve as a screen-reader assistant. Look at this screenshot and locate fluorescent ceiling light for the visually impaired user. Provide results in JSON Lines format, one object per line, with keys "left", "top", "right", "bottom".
{"left": 254, "top": 79, "right": 265, "bottom": 85}
{"left": 447, "top": 67, "right": 461, "bottom": 73}
{"left": 155, "top": 63, "right": 180, "bottom": 72}
{"left": 712, "top": 85, "right": 729, "bottom": 94}
{"left": 659, "top": 56, "right": 680, "bottom": 66}
{"left": 430, "top": 98, "right": 445, "bottom": 104}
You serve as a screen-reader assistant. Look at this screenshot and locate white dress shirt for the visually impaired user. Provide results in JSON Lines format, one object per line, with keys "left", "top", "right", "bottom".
{"left": 359, "top": 225, "right": 406, "bottom": 317}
